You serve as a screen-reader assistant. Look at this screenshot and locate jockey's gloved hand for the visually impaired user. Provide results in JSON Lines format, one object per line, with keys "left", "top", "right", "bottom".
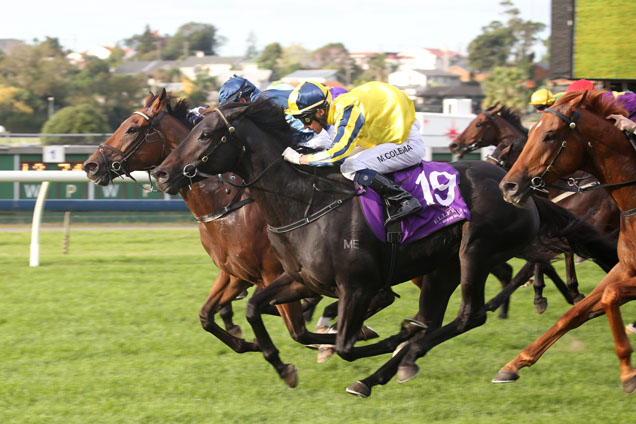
{"left": 282, "top": 147, "right": 301, "bottom": 164}
{"left": 186, "top": 106, "right": 208, "bottom": 126}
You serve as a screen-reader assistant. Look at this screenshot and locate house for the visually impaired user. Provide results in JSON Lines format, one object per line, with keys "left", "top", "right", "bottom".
{"left": 348, "top": 51, "right": 400, "bottom": 71}
{"left": 396, "top": 47, "right": 465, "bottom": 71}
{"left": 112, "top": 60, "right": 179, "bottom": 75}
{"left": 414, "top": 85, "right": 484, "bottom": 113}
{"left": 0, "top": 39, "right": 24, "bottom": 54}
{"left": 389, "top": 69, "right": 461, "bottom": 97}
{"left": 177, "top": 53, "right": 244, "bottom": 81}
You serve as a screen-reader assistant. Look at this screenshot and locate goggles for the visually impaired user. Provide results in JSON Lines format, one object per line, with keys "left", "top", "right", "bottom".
{"left": 534, "top": 104, "right": 547, "bottom": 111}
{"left": 298, "top": 111, "right": 315, "bottom": 125}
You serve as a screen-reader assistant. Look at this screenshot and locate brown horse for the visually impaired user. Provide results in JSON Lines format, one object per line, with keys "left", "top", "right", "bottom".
{"left": 82, "top": 90, "right": 359, "bottom": 387}
{"left": 497, "top": 90, "right": 636, "bottom": 394}
{"left": 451, "top": 105, "right": 603, "bottom": 313}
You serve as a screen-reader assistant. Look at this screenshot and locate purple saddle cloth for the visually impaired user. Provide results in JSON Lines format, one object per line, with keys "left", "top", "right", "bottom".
{"left": 359, "top": 162, "right": 470, "bottom": 244}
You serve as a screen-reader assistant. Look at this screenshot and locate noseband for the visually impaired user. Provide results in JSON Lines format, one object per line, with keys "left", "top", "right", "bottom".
{"left": 98, "top": 109, "right": 167, "bottom": 180}
{"left": 529, "top": 107, "right": 581, "bottom": 193}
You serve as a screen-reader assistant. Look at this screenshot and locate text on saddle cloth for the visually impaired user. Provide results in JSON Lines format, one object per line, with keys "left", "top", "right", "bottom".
{"left": 359, "top": 162, "right": 470, "bottom": 243}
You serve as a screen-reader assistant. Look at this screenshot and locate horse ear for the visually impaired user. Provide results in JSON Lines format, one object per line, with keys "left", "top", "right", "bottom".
{"left": 143, "top": 92, "right": 155, "bottom": 108}
{"left": 149, "top": 89, "right": 168, "bottom": 115}
{"left": 574, "top": 90, "right": 589, "bottom": 109}
{"left": 491, "top": 104, "right": 503, "bottom": 115}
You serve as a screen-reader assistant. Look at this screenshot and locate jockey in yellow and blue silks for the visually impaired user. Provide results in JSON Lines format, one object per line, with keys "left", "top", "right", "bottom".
{"left": 283, "top": 80, "right": 426, "bottom": 224}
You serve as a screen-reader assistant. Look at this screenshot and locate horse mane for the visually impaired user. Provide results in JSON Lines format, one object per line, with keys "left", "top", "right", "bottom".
{"left": 144, "top": 91, "right": 194, "bottom": 129}
{"left": 554, "top": 90, "right": 628, "bottom": 118}
{"left": 222, "top": 98, "right": 294, "bottom": 145}
{"left": 486, "top": 104, "right": 528, "bottom": 136}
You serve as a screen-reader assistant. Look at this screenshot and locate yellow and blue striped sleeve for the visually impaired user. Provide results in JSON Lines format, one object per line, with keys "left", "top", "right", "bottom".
{"left": 304, "top": 105, "right": 365, "bottom": 166}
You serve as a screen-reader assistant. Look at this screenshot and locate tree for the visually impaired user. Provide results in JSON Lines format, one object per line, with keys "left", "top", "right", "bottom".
{"left": 467, "top": 22, "right": 515, "bottom": 73}
{"left": 162, "top": 22, "right": 222, "bottom": 60}
{"left": 354, "top": 54, "right": 388, "bottom": 85}
{"left": 182, "top": 75, "right": 217, "bottom": 106}
{"left": 245, "top": 32, "right": 259, "bottom": 60}
{"left": 0, "top": 37, "right": 76, "bottom": 132}
{"left": 123, "top": 25, "right": 162, "bottom": 60}
{"left": 41, "top": 104, "right": 110, "bottom": 145}
{"left": 257, "top": 43, "right": 284, "bottom": 80}
{"left": 481, "top": 66, "right": 530, "bottom": 111}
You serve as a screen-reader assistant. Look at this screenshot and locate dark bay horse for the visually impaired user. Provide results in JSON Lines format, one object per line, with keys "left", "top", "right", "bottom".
{"left": 453, "top": 105, "right": 619, "bottom": 313}
{"left": 150, "top": 98, "right": 616, "bottom": 396}
{"left": 82, "top": 90, "right": 352, "bottom": 387}
{"left": 498, "top": 90, "right": 636, "bottom": 394}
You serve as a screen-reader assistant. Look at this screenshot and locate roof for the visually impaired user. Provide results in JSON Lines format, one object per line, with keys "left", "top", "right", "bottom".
{"left": 282, "top": 69, "right": 339, "bottom": 79}
{"left": 112, "top": 60, "right": 179, "bottom": 74}
{"left": 416, "top": 85, "right": 484, "bottom": 97}
{"left": 178, "top": 56, "right": 244, "bottom": 67}
{"left": 413, "top": 69, "right": 459, "bottom": 77}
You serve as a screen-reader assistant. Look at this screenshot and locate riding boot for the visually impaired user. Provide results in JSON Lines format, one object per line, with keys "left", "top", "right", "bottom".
{"left": 368, "top": 173, "right": 422, "bottom": 225}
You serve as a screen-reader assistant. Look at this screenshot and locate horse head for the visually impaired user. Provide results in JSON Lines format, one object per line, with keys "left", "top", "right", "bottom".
{"left": 499, "top": 90, "right": 614, "bottom": 205}
{"left": 449, "top": 104, "right": 502, "bottom": 157}
{"left": 153, "top": 102, "right": 250, "bottom": 195}
{"left": 83, "top": 89, "right": 176, "bottom": 185}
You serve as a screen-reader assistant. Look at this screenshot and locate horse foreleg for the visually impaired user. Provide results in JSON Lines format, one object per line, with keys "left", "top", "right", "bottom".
{"left": 199, "top": 271, "right": 258, "bottom": 353}
{"left": 491, "top": 265, "right": 628, "bottom": 383}
{"left": 532, "top": 263, "right": 549, "bottom": 314}
{"left": 600, "top": 276, "right": 636, "bottom": 394}
{"left": 485, "top": 261, "right": 534, "bottom": 312}
{"left": 218, "top": 303, "right": 242, "bottom": 338}
{"left": 564, "top": 251, "right": 585, "bottom": 303}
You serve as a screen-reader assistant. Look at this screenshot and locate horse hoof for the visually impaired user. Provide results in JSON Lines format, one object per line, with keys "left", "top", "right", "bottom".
{"left": 573, "top": 294, "right": 585, "bottom": 304}
{"left": 534, "top": 298, "right": 548, "bottom": 314}
{"left": 317, "top": 345, "right": 335, "bottom": 363}
{"left": 497, "top": 312, "right": 508, "bottom": 320}
{"left": 622, "top": 374, "right": 636, "bottom": 394}
{"left": 281, "top": 364, "right": 298, "bottom": 388}
{"left": 304, "top": 344, "right": 319, "bottom": 350}
{"left": 227, "top": 324, "right": 243, "bottom": 338}
{"left": 392, "top": 341, "right": 408, "bottom": 358}
{"left": 401, "top": 318, "right": 428, "bottom": 335}
{"left": 359, "top": 325, "right": 379, "bottom": 340}
{"left": 626, "top": 323, "right": 636, "bottom": 335}
{"left": 397, "top": 364, "right": 419, "bottom": 383}
{"left": 492, "top": 369, "right": 519, "bottom": 383}
{"left": 315, "top": 325, "right": 329, "bottom": 333}
{"left": 346, "top": 381, "right": 371, "bottom": 398}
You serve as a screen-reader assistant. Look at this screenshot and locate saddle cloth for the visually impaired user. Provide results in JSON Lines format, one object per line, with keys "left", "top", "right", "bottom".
{"left": 359, "top": 161, "right": 470, "bottom": 244}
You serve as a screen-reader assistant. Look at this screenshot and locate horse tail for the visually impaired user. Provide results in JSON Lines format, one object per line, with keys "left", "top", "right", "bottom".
{"left": 533, "top": 196, "right": 618, "bottom": 271}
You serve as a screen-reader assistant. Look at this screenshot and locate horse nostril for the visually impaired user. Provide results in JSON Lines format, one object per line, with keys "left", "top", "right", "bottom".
{"left": 501, "top": 181, "right": 519, "bottom": 196}
{"left": 152, "top": 168, "right": 168, "bottom": 183}
{"left": 83, "top": 161, "right": 98, "bottom": 175}
{"left": 449, "top": 143, "right": 458, "bottom": 151}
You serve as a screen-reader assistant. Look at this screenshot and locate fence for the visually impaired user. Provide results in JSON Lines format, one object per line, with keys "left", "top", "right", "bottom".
{"left": 0, "top": 171, "right": 184, "bottom": 267}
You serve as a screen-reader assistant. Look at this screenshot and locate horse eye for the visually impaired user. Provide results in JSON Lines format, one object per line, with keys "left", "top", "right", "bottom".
{"left": 475, "top": 122, "right": 482, "bottom": 128}
{"left": 543, "top": 131, "right": 556, "bottom": 142}
{"left": 127, "top": 127, "right": 138, "bottom": 134}
{"left": 199, "top": 130, "right": 213, "bottom": 142}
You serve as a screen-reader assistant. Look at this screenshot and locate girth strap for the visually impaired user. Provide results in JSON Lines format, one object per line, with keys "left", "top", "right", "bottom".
{"left": 194, "top": 197, "right": 255, "bottom": 223}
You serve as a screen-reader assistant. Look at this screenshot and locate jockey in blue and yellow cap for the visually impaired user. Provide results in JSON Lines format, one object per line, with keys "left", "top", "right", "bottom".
{"left": 284, "top": 80, "right": 426, "bottom": 224}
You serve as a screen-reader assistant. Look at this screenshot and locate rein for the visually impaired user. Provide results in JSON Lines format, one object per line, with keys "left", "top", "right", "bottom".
{"left": 193, "top": 174, "right": 255, "bottom": 223}
{"left": 98, "top": 109, "right": 167, "bottom": 192}
{"left": 183, "top": 107, "right": 360, "bottom": 233}
{"left": 533, "top": 103, "right": 636, "bottom": 216}
{"left": 464, "top": 110, "right": 518, "bottom": 154}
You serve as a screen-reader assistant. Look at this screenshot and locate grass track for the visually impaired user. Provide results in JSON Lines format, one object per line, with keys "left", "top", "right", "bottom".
{"left": 1, "top": 229, "right": 635, "bottom": 423}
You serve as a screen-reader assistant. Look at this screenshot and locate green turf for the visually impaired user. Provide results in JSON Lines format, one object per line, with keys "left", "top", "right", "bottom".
{"left": 1, "top": 229, "right": 635, "bottom": 423}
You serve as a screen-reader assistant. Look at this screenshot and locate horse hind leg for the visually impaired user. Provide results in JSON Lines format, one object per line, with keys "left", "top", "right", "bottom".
{"left": 490, "top": 262, "right": 513, "bottom": 319}
{"left": 564, "top": 251, "right": 585, "bottom": 303}
{"left": 600, "top": 278, "right": 636, "bottom": 394}
{"left": 218, "top": 303, "right": 242, "bottom": 338}
{"left": 533, "top": 263, "right": 549, "bottom": 314}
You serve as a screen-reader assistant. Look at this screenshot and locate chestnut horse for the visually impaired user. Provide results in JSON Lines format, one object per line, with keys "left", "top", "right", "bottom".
{"left": 498, "top": 90, "right": 636, "bottom": 394}
{"left": 82, "top": 90, "right": 359, "bottom": 387}
{"left": 453, "top": 105, "right": 620, "bottom": 312}
{"left": 150, "top": 98, "right": 617, "bottom": 396}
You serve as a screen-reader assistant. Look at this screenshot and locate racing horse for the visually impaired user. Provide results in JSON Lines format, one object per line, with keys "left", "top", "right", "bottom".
{"left": 150, "top": 98, "right": 617, "bottom": 395}
{"left": 82, "top": 90, "right": 364, "bottom": 387}
{"left": 497, "top": 90, "right": 636, "bottom": 394}
{"left": 452, "top": 105, "right": 619, "bottom": 313}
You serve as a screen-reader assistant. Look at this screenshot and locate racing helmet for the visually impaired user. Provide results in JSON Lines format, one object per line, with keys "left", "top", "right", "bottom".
{"left": 529, "top": 88, "right": 556, "bottom": 107}
{"left": 285, "top": 81, "right": 332, "bottom": 124}
{"left": 218, "top": 76, "right": 260, "bottom": 104}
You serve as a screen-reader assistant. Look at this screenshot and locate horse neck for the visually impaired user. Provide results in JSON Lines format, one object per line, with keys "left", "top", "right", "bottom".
{"left": 159, "top": 114, "right": 189, "bottom": 156}
{"left": 236, "top": 129, "right": 342, "bottom": 228}
{"left": 494, "top": 116, "right": 526, "bottom": 144}
{"left": 582, "top": 113, "right": 636, "bottom": 212}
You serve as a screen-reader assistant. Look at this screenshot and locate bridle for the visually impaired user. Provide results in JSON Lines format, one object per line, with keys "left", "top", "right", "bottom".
{"left": 182, "top": 108, "right": 273, "bottom": 188}
{"left": 462, "top": 110, "right": 497, "bottom": 154}
{"left": 97, "top": 109, "right": 167, "bottom": 189}
{"left": 529, "top": 101, "right": 636, "bottom": 215}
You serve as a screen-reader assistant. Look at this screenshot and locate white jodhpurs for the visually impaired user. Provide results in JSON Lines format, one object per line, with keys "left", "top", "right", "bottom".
{"left": 340, "top": 120, "right": 427, "bottom": 180}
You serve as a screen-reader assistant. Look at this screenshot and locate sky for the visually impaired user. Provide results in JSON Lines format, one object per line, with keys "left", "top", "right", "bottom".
{"left": 2, "top": 0, "right": 550, "bottom": 57}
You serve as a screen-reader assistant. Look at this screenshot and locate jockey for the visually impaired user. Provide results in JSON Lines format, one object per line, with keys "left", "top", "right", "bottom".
{"left": 283, "top": 80, "right": 425, "bottom": 224}
{"left": 529, "top": 88, "right": 558, "bottom": 112}
{"left": 187, "top": 76, "right": 342, "bottom": 148}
